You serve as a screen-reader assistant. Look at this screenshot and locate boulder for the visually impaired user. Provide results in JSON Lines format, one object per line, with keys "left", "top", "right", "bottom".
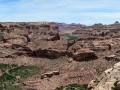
{"left": 105, "top": 55, "right": 116, "bottom": 60}
{"left": 72, "top": 49, "right": 97, "bottom": 61}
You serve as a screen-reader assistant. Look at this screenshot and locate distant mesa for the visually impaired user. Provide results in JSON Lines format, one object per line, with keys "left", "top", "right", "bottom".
{"left": 114, "top": 21, "right": 119, "bottom": 24}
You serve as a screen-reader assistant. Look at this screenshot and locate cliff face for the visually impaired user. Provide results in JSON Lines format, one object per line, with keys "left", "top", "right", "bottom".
{"left": 1, "top": 22, "right": 120, "bottom": 60}
{"left": 72, "top": 22, "right": 120, "bottom": 38}
{"left": 88, "top": 62, "right": 120, "bottom": 90}
{"left": 0, "top": 22, "right": 120, "bottom": 90}
{"left": 0, "top": 22, "right": 68, "bottom": 59}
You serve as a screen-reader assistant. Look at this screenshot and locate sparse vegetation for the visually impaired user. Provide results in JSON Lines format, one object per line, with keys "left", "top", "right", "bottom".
{"left": 67, "top": 36, "right": 77, "bottom": 41}
{"left": 55, "top": 84, "right": 88, "bottom": 90}
{"left": 111, "top": 81, "right": 120, "bottom": 90}
{"left": 0, "top": 64, "right": 40, "bottom": 90}
{"left": 65, "top": 33, "right": 70, "bottom": 36}
{"left": 64, "top": 33, "right": 77, "bottom": 41}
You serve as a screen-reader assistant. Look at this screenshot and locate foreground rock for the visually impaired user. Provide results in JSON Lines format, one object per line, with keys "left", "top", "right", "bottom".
{"left": 88, "top": 62, "right": 120, "bottom": 90}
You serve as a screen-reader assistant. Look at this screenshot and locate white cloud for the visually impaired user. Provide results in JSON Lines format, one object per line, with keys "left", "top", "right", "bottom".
{"left": 76, "top": 12, "right": 120, "bottom": 19}
{"left": 0, "top": 0, "right": 120, "bottom": 25}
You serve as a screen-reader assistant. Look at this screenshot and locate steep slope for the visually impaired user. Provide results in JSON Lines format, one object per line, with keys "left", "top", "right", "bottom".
{"left": 0, "top": 22, "right": 67, "bottom": 59}
{"left": 88, "top": 62, "right": 120, "bottom": 90}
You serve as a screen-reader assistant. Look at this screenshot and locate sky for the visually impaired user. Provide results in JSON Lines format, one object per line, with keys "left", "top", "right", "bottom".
{"left": 0, "top": 0, "right": 120, "bottom": 25}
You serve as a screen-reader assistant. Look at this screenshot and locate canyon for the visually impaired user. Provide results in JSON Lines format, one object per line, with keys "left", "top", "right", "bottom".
{"left": 0, "top": 21, "right": 120, "bottom": 90}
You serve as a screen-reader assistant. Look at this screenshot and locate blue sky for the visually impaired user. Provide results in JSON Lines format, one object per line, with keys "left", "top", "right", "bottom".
{"left": 0, "top": 0, "right": 120, "bottom": 25}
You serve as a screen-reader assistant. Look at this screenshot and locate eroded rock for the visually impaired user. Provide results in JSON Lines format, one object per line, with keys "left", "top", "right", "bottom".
{"left": 88, "top": 62, "right": 120, "bottom": 90}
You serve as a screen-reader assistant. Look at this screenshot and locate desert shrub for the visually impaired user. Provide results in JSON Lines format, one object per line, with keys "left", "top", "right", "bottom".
{"left": 67, "top": 36, "right": 77, "bottom": 41}
{"left": 111, "top": 81, "right": 119, "bottom": 90}
{"left": 65, "top": 33, "right": 70, "bottom": 36}
{"left": 0, "top": 64, "right": 40, "bottom": 90}
{"left": 55, "top": 84, "right": 88, "bottom": 90}
{"left": 0, "top": 73, "right": 16, "bottom": 82}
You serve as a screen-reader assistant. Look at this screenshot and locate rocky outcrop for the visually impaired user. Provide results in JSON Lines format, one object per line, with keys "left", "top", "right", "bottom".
{"left": 67, "top": 40, "right": 76, "bottom": 50}
{"left": 72, "top": 49, "right": 97, "bottom": 61}
{"left": 88, "top": 62, "right": 120, "bottom": 90}
{"left": 105, "top": 55, "right": 116, "bottom": 60}
{"left": 32, "top": 49, "right": 67, "bottom": 59}
{"left": 40, "top": 71, "right": 60, "bottom": 79}
{"left": 0, "top": 23, "right": 67, "bottom": 59}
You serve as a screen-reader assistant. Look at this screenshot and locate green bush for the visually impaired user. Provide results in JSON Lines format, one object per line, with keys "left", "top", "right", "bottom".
{"left": 65, "top": 33, "right": 70, "bottom": 36}
{"left": 55, "top": 84, "right": 88, "bottom": 90}
{"left": 67, "top": 36, "right": 77, "bottom": 41}
{"left": 0, "top": 73, "right": 16, "bottom": 82}
{"left": 9, "top": 65, "right": 40, "bottom": 79}
{"left": 0, "top": 64, "right": 40, "bottom": 90}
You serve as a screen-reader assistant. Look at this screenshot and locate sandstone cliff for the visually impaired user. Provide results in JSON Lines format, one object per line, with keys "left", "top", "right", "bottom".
{"left": 0, "top": 22, "right": 67, "bottom": 59}
{"left": 0, "top": 22, "right": 120, "bottom": 90}
{"left": 88, "top": 62, "right": 120, "bottom": 90}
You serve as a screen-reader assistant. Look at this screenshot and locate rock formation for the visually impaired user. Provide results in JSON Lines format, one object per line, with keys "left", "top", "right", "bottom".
{"left": 0, "top": 21, "right": 120, "bottom": 90}
{"left": 0, "top": 22, "right": 67, "bottom": 59}
{"left": 88, "top": 62, "right": 120, "bottom": 90}
{"left": 72, "top": 49, "right": 97, "bottom": 61}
